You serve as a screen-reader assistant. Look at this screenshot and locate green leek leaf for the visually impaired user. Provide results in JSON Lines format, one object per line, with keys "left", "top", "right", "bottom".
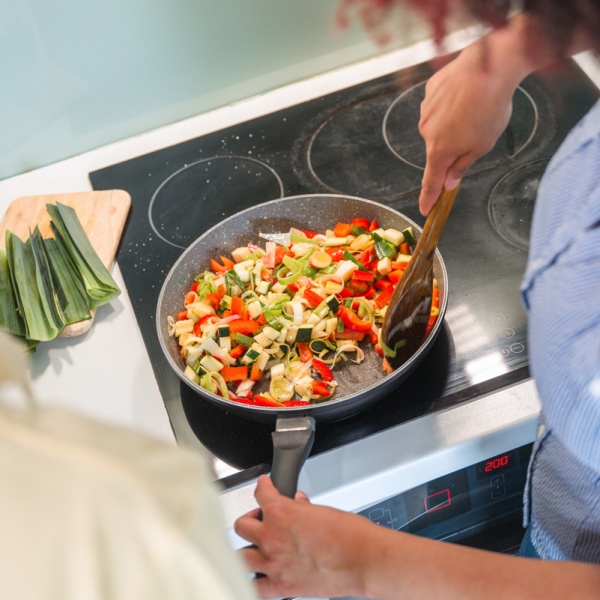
{"left": 43, "top": 237, "right": 92, "bottom": 325}
{"left": 5, "top": 231, "right": 63, "bottom": 342}
{"left": 0, "top": 248, "right": 26, "bottom": 339}
{"left": 47, "top": 202, "right": 120, "bottom": 308}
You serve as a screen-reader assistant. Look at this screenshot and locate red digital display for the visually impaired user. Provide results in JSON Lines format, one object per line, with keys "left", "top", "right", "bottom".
{"left": 476, "top": 450, "right": 515, "bottom": 479}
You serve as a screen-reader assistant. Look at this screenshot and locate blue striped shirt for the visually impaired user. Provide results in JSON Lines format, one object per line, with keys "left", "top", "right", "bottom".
{"left": 520, "top": 99, "right": 600, "bottom": 562}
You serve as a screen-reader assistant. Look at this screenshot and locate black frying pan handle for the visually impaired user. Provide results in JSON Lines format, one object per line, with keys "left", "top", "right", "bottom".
{"left": 255, "top": 415, "right": 316, "bottom": 580}
{"left": 270, "top": 415, "right": 316, "bottom": 498}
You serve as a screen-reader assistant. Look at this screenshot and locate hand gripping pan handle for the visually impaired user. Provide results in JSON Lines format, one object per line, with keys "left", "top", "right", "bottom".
{"left": 270, "top": 416, "right": 316, "bottom": 498}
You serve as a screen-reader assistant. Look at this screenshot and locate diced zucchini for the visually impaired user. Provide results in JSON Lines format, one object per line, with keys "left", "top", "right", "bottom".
{"left": 395, "top": 254, "right": 412, "bottom": 267}
{"left": 255, "top": 280, "right": 270, "bottom": 295}
{"left": 401, "top": 226, "right": 417, "bottom": 245}
{"left": 270, "top": 362, "right": 285, "bottom": 378}
{"left": 334, "top": 260, "right": 359, "bottom": 282}
{"left": 217, "top": 324, "right": 230, "bottom": 338}
{"left": 193, "top": 362, "right": 207, "bottom": 376}
{"left": 184, "top": 365, "right": 201, "bottom": 384}
{"left": 189, "top": 301, "right": 214, "bottom": 321}
{"left": 253, "top": 331, "right": 274, "bottom": 348}
{"left": 219, "top": 336, "right": 231, "bottom": 351}
{"left": 325, "top": 295, "right": 340, "bottom": 313}
{"left": 231, "top": 247, "right": 252, "bottom": 262}
{"left": 200, "top": 355, "right": 224, "bottom": 372}
{"left": 377, "top": 257, "right": 392, "bottom": 275}
{"left": 382, "top": 228, "right": 404, "bottom": 247}
{"left": 242, "top": 347, "right": 261, "bottom": 364}
{"left": 306, "top": 311, "right": 321, "bottom": 325}
{"left": 262, "top": 325, "right": 281, "bottom": 341}
{"left": 270, "top": 281, "right": 286, "bottom": 293}
{"left": 326, "top": 317, "right": 338, "bottom": 335}
{"left": 255, "top": 350, "right": 270, "bottom": 371}
{"left": 246, "top": 300, "right": 263, "bottom": 319}
{"left": 295, "top": 324, "right": 314, "bottom": 342}
{"left": 174, "top": 319, "right": 194, "bottom": 336}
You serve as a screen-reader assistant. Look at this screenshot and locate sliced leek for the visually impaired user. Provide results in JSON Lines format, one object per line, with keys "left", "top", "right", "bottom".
{"left": 0, "top": 248, "right": 26, "bottom": 339}
{"left": 47, "top": 202, "right": 120, "bottom": 308}
{"left": 6, "top": 230, "right": 63, "bottom": 342}
{"left": 0, "top": 203, "right": 121, "bottom": 350}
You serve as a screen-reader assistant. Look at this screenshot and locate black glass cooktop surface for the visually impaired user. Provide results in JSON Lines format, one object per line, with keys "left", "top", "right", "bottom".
{"left": 90, "top": 57, "right": 598, "bottom": 483}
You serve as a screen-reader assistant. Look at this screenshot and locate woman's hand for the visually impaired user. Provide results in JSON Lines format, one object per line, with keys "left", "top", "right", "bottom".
{"left": 234, "top": 475, "right": 375, "bottom": 599}
{"left": 418, "top": 15, "right": 539, "bottom": 215}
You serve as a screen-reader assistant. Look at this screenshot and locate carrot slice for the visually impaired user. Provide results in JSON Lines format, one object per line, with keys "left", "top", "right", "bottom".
{"left": 220, "top": 365, "right": 249, "bottom": 382}
{"left": 229, "top": 319, "right": 259, "bottom": 335}
{"left": 333, "top": 222, "right": 352, "bottom": 237}
{"left": 230, "top": 296, "right": 245, "bottom": 315}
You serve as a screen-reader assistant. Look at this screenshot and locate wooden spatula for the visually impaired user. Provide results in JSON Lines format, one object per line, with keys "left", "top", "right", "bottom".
{"left": 381, "top": 185, "right": 460, "bottom": 369}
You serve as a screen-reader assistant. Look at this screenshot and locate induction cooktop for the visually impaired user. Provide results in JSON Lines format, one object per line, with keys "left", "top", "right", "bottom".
{"left": 89, "top": 56, "right": 598, "bottom": 483}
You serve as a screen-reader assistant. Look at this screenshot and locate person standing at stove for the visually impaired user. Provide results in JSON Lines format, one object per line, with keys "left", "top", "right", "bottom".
{"left": 233, "top": 2, "right": 600, "bottom": 599}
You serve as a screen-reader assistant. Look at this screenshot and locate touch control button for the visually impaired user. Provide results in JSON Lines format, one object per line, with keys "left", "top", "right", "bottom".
{"left": 490, "top": 475, "right": 506, "bottom": 499}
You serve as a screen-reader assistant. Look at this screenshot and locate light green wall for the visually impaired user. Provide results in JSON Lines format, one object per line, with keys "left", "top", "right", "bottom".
{"left": 1, "top": 1, "right": 429, "bottom": 180}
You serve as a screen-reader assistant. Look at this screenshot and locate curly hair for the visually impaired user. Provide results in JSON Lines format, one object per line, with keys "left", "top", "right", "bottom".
{"left": 336, "top": 0, "right": 600, "bottom": 55}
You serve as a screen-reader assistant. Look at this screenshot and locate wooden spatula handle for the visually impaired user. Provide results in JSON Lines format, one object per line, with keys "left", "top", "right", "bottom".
{"left": 414, "top": 185, "right": 461, "bottom": 261}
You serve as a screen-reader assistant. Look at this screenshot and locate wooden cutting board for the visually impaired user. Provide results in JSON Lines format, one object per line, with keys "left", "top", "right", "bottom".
{"left": 0, "top": 190, "right": 131, "bottom": 337}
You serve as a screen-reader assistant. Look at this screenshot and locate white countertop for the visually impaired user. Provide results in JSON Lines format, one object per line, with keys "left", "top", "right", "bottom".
{"left": 2, "top": 27, "right": 598, "bottom": 449}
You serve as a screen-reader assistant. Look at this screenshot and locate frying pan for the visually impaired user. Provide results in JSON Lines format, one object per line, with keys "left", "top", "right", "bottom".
{"left": 156, "top": 194, "right": 448, "bottom": 496}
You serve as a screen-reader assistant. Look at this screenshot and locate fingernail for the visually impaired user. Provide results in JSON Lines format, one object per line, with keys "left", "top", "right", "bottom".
{"left": 445, "top": 177, "right": 460, "bottom": 191}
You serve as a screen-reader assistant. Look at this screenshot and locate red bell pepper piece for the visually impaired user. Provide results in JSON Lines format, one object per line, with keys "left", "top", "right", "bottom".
{"left": 351, "top": 217, "right": 371, "bottom": 231}
{"left": 336, "top": 329, "right": 366, "bottom": 341}
{"left": 297, "top": 342, "right": 314, "bottom": 363}
{"left": 210, "top": 255, "right": 235, "bottom": 273}
{"left": 253, "top": 395, "right": 285, "bottom": 407}
{"left": 311, "top": 381, "right": 331, "bottom": 397}
{"left": 204, "top": 292, "right": 222, "bottom": 310}
{"left": 284, "top": 400, "right": 311, "bottom": 407}
{"left": 346, "top": 280, "right": 369, "bottom": 296}
{"left": 425, "top": 315, "right": 438, "bottom": 337}
{"left": 193, "top": 314, "right": 212, "bottom": 336}
{"left": 312, "top": 358, "right": 334, "bottom": 382}
{"left": 351, "top": 270, "right": 375, "bottom": 283}
{"left": 325, "top": 247, "right": 346, "bottom": 262}
{"left": 229, "top": 344, "right": 246, "bottom": 359}
{"left": 387, "top": 269, "right": 404, "bottom": 284}
{"left": 374, "top": 277, "right": 393, "bottom": 290}
{"left": 374, "top": 284, "right": 395, "bottom": 308}
{"left": 303, "top": 288, "right": 324, "bottom": 309}
{"left": 230, "top": 296, "right": 245, "bottom": 315}
{"left": 338, "top": 306, "right": 372, "bottom": 332}
{"left": 358, "top": 247, "right": 375, "bottom": 266}
{"left": 275, "top": 245, "right": 293, "bottom": 265}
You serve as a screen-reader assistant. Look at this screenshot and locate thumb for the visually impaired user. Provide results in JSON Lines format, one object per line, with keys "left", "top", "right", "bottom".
{"left": 444, "top": 153, "right": 475, "bottom": 192}
{"left": 294, "top": 490, "right": 311, "bottom": 503}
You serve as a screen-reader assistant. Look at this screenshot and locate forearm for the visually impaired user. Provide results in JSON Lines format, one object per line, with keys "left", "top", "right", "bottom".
{"left": 359, "top": 525, "right": 600, "bottom": 600}
{"left": 471, "top": 11, "right": 592, "bottom": 86}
